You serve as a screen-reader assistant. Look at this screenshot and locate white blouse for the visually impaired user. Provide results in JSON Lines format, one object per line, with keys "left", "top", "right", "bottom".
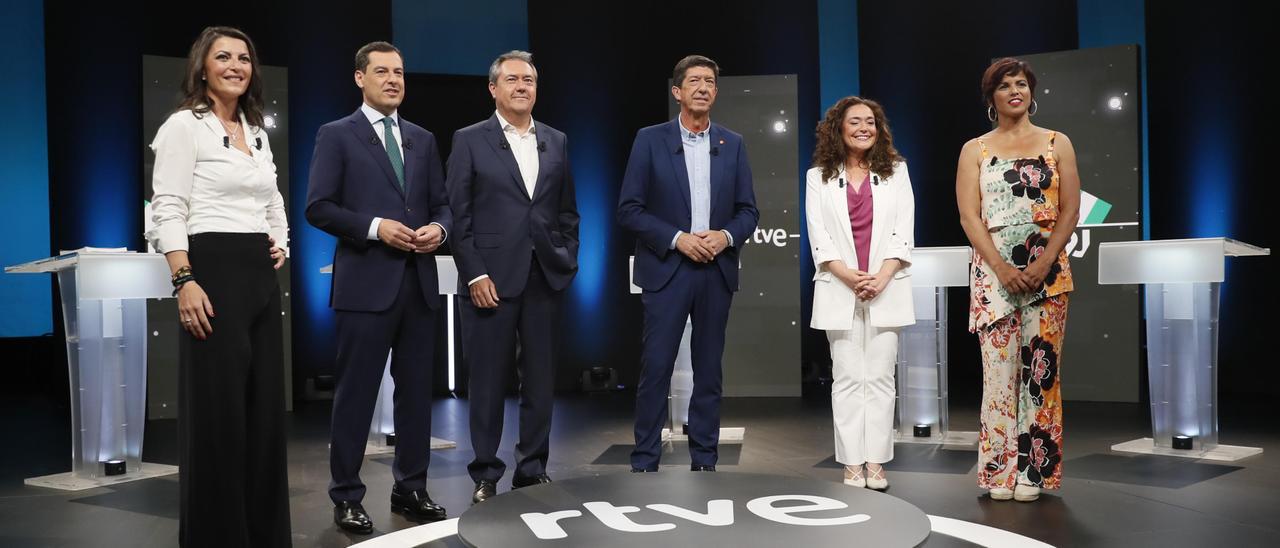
{"left": 146, "top": 108, "right": 288, "bottom": 254}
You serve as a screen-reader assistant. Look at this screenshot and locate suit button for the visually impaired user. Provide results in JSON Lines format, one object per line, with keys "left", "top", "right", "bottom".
{"left": 407, "top": 208, "right": 413, "bottom": 213}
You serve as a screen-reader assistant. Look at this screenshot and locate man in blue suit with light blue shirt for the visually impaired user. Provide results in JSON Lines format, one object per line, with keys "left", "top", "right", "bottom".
{"left": 306, "top": 41, "right": 451, "bottom": 534}
{"left": 618, "top": 55, "right": 759, "bottom": 473}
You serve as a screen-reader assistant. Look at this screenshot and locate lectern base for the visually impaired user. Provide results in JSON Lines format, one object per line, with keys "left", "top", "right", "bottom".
{"left": 24, "top": 462, "right": 178, "bottom": 491}
{"left": 363, "top": 436, "right": 457, "bottom": 456}
{"left": 894, "top": 430, "right": 979, "bottom": 447}
{"left": 1111, "top": 437, "right": 1263, "bottom": 462}
{"left": 662, "top": 427, "right": 745, "bottom": 443}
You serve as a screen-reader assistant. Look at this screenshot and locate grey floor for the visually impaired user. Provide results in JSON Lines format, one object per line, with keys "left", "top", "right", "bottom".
{"left": 1, "top": 393, "right": 1277, "bottom": 547}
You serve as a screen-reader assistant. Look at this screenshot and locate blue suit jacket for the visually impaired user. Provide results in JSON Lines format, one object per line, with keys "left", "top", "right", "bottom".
{"left": 617, "top": 119, "right": 759, "bottom": 291}
{"left": 446, "top": 114, "right": 579, "bottom": 297}
{"left": 305, "top": 109, "right": 452, "bottom": 312}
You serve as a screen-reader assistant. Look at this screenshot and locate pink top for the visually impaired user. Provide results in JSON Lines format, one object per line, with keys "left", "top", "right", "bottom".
{"left": 847, "top": 173, "right": 873, "bottom": 272}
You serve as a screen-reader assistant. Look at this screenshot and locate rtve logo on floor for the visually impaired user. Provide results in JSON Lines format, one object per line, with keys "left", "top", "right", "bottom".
{"left": 519, "top": 495, "right": 869, "bottom": 540}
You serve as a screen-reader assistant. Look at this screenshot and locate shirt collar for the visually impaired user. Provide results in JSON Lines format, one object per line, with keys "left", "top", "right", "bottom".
{"left": 495, "top": 110, "right": 536, "bottom": 136}
{"left": 678, "top": 117, "right": 710, "bottom": 141}
{"left": 361, "top": 103, "right": 398, "bottom": 127}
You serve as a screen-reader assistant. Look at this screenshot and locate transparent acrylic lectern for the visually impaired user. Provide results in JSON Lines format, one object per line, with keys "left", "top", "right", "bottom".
{"left": 1099, "top": 237, "right": 1269, "bottom": 461}
{"left": 894, "top": 247, "right": 977, "bottom": 446}
{"left": 5, "top": 251, "right": 179, "bottom": 490}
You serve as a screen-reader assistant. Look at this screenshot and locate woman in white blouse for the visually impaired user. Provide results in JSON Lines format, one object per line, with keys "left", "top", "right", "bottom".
{"left": 146, "top": 26, "right": 290, "bottom": 547}
{"left": 806, "top": 96, "right": 915, "bottom": 491}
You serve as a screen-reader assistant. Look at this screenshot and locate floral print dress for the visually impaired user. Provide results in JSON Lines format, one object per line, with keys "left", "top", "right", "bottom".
{"left": 969, "top": 132, "right": 1072, "bottom": 490}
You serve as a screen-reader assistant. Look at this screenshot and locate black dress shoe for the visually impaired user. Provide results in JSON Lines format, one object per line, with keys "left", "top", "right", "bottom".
{"left": 691, "top": 464, "right": 716, "bottom": 472}
{"left": 390, "top": 485, "right": 448, "bottom": 523}
{"left": 334, "top": 501, "right": 373, "bottom": 535}
{"left": 472, "top": 480, "right": 497, "bottom": 504}
{"left": 512, "top": 473, "right": 553, "bottom": 489}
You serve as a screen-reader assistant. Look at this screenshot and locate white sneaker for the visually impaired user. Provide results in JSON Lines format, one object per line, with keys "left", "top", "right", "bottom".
{"left": 843, "top": 465, "right": 866, "bottom": 488}
{"left": 1014, "top": 484, "right": 1041, "bottom": 502}
{"left": 865, "top": 464, "right": 888, "bottom": 491}
{"left": 989, "top": 488, "right": 1014, "bottom": 500}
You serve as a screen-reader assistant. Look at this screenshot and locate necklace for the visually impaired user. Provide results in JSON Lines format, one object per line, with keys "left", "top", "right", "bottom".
{"left": 217, "top": 115, "right": 241, "bottom": 143}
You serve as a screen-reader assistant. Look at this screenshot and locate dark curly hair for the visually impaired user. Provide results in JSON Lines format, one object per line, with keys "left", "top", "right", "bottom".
{"left": 812, "top": 96, "right": 903, "bottom": 183}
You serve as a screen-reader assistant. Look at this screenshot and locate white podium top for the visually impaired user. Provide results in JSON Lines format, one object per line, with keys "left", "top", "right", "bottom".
{"left": 5, "top": 251, "right": 172, "bottom": 300}
{"left": 908, "top": 246, "right": 972, "bottom": 288}
{"left": 1098, "top": 237, "right": 1270, "bottom": 285}
{"left": 629, "top": 256, "right": 640, "bottom": 295}
{"left": 319, "top": 256, "right": 459, "bottom": 295}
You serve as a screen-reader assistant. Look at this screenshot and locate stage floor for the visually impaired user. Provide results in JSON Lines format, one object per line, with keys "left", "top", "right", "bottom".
{"left": 2, "top": 392, "right": 1277, "bottom": 547}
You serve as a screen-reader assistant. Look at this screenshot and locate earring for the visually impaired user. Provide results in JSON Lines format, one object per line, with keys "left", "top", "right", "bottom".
{"left": 201, "top": 75, "right": 206, "bottom": 81}
{"left": 987, "top": 105, "right": 997, "bottom": 122}
{"left": 1029, "top": 99, "right": 1039, "bottom": 116}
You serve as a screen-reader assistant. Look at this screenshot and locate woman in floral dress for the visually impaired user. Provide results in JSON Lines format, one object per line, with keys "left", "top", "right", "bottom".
{"left": 955, "top": 58, "right": 1080, "bottom": 502}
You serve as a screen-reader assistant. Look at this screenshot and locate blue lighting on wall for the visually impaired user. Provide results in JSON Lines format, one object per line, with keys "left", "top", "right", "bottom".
{"left": 0, "top": 0, "right": 52, "bottom": 337}
{"left": 561, "top": 115, "right": 613, "bottom": 363}
{"left": 289, "top": 120, "right": 339, "bottom": 373}
{"left": 817, "top": 0, "right": 860, "bottom": 109}
{"left": 1188, "top": 131, "right": 1232, "bottom": 238}
{"left": 393, "top": 0, "right": 528, "bottom": 76}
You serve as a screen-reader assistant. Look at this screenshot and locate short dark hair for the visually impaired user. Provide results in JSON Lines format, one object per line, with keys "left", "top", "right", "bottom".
{"left": 355, "top": 41, "right": 402, "bottom": 72}
{"left": 489, "top": 50, "right": 537, "bottom": 84}
{"left": 981, "top": 57, "right": 1037, "bottom": 107}
{"left": 177, "top": 26, "right": 265, "bottom": 129}
{"left": 672, "top": 55, "right": 720, "bottom": 87}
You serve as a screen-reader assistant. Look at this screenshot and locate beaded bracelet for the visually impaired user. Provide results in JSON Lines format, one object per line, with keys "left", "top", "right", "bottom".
{"left": 171, "top": 274, "right": 195, "bottom": 296}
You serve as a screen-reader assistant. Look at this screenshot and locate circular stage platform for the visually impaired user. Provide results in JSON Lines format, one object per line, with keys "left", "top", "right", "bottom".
{"left": 352, "top": 472, "right": 1053, "bottom": 547}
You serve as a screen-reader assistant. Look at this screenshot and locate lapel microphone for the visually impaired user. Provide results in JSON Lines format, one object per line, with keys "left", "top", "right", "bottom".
{"left": 711, "top": 146, "right": 719, "bottom": 156}
{"left": 838, "top": 177, "right": 845, "bottom": 188}
{"left": 254, "top": 137, "right": 262, "bottom": 151}
{"left": 223, "top": 136, "right": 230, "bottom": 148}
{"left": 674, "top": 146, "right": 683, "bottom": 155}
{"left": 370, "top": 136, "right": 380, "bottom": 146}
{"left": 872, "top": 174, "right": 880, "bottom": 186}
{"left": 500, "top": 140, "right": 510, "bottom": 150}
{"left": 404, "top": 139, "right": 413, "bottom": 150}
{"left": 537, "top": 141, "right": 546, "bottom": 153}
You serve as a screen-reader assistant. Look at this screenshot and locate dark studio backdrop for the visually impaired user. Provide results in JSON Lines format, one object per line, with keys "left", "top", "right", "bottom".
{"left": 2, "top": 1, "right": 1273, "bottom": 440}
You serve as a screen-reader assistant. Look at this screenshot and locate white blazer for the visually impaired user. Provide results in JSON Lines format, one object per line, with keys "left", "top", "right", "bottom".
{"left": 806, "top": 161, "right": 915, "bottom": 330}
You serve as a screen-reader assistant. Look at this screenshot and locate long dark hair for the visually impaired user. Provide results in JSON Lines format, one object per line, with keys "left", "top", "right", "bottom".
{"left": 177, "top": 26, "right": 265, "bottom": 128}
{"left": 812, "top": 96, "right": 903, "bottom": 183}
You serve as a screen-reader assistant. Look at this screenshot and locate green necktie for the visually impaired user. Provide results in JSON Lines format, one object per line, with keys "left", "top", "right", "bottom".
{"left": 382, "top": 117, "right": 404, "bottom": 189}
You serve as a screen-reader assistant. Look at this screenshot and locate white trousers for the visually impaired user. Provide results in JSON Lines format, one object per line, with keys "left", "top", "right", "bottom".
{"left": 827, "top": 302, "right": 899, "bottom": 466}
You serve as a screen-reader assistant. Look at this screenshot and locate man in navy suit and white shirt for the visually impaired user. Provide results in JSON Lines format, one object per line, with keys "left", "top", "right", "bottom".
{"left": 446, "top": 51, "right": 579, "bottom": 503}
{"left": 617, "top": 55, "right": 759, "bottom": 473}
{"left": 306, "top": 41, "right": 451, "bottom": 533}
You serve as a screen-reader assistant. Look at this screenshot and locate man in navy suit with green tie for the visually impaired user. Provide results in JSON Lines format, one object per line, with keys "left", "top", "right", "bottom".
{"left": 306, "top": 41, "right": 451, "bottom": 534}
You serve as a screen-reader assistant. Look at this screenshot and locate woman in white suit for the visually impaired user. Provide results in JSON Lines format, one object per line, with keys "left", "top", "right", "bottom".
{"left": 806, "top": 96, "right": 915, "bottom": 490}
